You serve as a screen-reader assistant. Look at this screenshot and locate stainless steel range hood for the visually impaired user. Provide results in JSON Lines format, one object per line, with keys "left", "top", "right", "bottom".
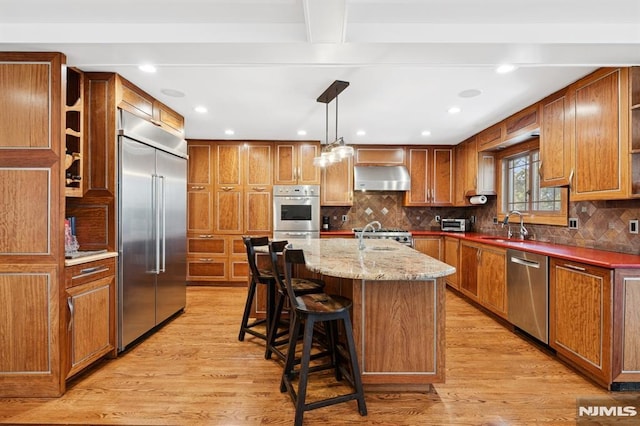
{"left": 354, "top": 165, "right": 411, "bottom": 191}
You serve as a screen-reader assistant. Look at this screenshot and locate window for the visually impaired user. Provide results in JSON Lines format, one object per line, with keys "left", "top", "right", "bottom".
{"left": 504, "top": 150, "right": 562, "bottom": 212}
{"left": 498, "top": 141, "right": 568, "bottom": 226}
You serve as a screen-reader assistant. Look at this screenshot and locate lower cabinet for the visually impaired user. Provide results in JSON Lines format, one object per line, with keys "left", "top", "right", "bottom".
{"left": 412, "top": 236, "right": 442, "bottom": 260}
{"left": 65, "top": 257, "right": 116, "bottom": 379}
{"left": 187, "top": 235, "right": 249, "bottom": 282}
{"left": 458, "top": 241, "right": 507, "bottom": 318}
{"left": 549, "top": 258, "right": 612, "bottom": 387}
{"left": 443, "top": 236, "right": 460, "bottom": 289}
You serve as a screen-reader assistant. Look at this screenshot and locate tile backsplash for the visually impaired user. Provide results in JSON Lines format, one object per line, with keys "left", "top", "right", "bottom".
{"left": 321, "top": 192, "right": 640, "bottom": 255}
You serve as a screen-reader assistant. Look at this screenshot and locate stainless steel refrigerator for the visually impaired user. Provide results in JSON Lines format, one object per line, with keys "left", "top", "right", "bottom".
{"left": 117, "top": 110, "right": 187, "bottom": 352}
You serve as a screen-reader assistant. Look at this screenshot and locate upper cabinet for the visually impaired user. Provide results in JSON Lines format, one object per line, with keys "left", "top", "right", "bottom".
{"left": 354, "top": 146, "right": 405, "bottom": 165}
{"left": 321, "top": 156, "right": 353, "bottom": 206}
{"left": 274, "top": 142, "right": 320, "bottom": 185}
{"left": 476, "top": 104, "right": 541, "bottom": 152}
{"left": 64, "top": 67, "right": 84, "bottom": 197}
{"left": 539, "top": 68, "right": 630, "bottom": 200}
{"left": 404, "top": 147, "right": 454, "bottom": 206}
{"left": 117, "top": 76, "right": 185, "bottom": 137}
{"left": 628, "top": 67, "right": 640, "bottom": 196}
{"left": 454, "top": 137, "right": 495, "bottom": 206}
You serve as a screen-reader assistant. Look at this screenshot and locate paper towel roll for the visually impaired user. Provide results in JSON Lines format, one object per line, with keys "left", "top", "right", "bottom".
{"left": 469, "top": 195, "right": 487, "bottom": 205}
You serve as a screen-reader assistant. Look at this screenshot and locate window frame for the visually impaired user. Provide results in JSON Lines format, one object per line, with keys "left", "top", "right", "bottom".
{"left": 496, "top": 139, "right": 569, "bottom": 226}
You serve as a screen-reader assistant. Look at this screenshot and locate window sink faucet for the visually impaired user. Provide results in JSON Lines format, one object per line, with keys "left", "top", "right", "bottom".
{"left": 502, "top": 210, "right": 528, "bottom": 240}
{"left": 358, "top": 220, "right": 382, "bottom": 250}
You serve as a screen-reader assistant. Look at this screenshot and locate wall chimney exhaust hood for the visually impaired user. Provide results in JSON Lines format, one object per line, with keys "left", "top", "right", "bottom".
{"left": 354, "top": 165, "right": 411, "bottom": 191}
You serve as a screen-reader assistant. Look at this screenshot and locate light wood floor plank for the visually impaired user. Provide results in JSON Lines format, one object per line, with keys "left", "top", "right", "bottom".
{"left": 0, "top": 287, "right": 614, "bottom": 425}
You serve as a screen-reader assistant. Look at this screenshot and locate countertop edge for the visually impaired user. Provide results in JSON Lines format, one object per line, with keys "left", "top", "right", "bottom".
{"left": 65, "top": 251, "right": 118, "bottom": 267}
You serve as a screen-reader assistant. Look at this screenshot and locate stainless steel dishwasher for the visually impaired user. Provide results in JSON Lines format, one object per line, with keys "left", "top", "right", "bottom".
{"left": 507, "top": 249, "right": 549, "bottom": 344}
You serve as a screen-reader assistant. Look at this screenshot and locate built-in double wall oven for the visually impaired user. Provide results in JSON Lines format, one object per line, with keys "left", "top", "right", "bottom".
{"left": 273, "top": 184, "right": 320, "bottom": 240}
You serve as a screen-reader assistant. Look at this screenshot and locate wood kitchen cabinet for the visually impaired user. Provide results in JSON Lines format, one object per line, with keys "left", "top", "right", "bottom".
{"left": 64, "top": 257, "right": 116, "bottom": 379}
{"left": 458, "top": 241, "right": 507, "bottom": 318}
{"left": 443, "top": 237, "right": 460, "bottom": 290}
{"left": 454, "top": 137, "right": 495, "bottom": 206}
{"left": 539, "top": 67, "right": 630, "bottom": 199}
{"left": 413, "top": 236, "right": 442, "bottom": 260}
{"left": 0, "top": 52, "right": 67, "bottom": 397}
{"left": 354, "top": 146, "right": 405, "bottom": 165}
{"left": 274, "top": 142, "right": 320, "bottom": 185}
{"left": 321, "top": 155, "right": 353, "bottom": 206}
{"left": 118, "top": 76, "right": 185, "bottom": 137}
{"left": 187, "top": 141, "right": 270, "bottom": 282}
{"left": 476, "top": 123, "right": 504, "bottom": 151}
{"left": 549, "top": 258, "right": 612, "bottom": 387}
{"left": 403, "top": 147, "right": 454, "bottom": 206}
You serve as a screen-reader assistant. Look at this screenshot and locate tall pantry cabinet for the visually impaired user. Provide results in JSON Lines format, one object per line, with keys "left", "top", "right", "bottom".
{"left": 0, "top": 52, "right": 67, "bottom": 397}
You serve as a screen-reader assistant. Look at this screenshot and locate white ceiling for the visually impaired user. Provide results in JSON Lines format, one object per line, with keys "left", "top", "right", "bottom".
{"left": 2, "top": 0, "right": 640, "bottom": 145}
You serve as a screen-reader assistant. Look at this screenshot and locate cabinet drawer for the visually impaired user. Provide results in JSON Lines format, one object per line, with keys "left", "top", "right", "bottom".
{"left": 66, "top": 258, "right": 116, "bottom": 289}
{"left": 187, "top": 258, "right": 227, "bottom": 280}
{"left": 188, "top": 237, "right": 226, "bottom": 255}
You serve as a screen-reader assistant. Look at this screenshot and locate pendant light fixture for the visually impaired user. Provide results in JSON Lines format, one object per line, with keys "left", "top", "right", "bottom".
{"left": 313, "top": 80, "right": 353, "bottom": 168}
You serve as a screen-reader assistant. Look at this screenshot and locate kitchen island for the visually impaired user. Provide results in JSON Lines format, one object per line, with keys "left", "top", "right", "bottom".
{"left": 287, "top": 238, "right": 455, "bottom": 392}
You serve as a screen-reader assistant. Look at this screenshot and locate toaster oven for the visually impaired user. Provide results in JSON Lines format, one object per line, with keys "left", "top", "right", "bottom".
{"left": 441, "top": 218, "right": 470, "bottom": 232}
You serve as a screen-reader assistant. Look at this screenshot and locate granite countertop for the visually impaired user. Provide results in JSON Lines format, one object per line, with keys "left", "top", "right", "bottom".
{"left": 287, "top": 238, "right": 455, "bottom": 281}
{"left": 65, "top": 251, "right": 118, "bottom": 267}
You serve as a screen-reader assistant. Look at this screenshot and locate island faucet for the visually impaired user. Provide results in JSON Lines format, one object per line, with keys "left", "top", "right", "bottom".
{"left": 502, "top": 210, "right": 528, "bottom": 240}
{"left": 358, "top": 220, "right": 382, "bottom": 250}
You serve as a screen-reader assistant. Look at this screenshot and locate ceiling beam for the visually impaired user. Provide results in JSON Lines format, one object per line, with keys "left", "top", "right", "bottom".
{"left": 303, "top": 0, "right": 347, "bottom": 43}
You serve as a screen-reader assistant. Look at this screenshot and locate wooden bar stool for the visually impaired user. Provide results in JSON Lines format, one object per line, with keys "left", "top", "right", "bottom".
{"left": 265, "top": 240, "right": 325, "bottom": 360}
{"left": 238, "top": 236, "right": 276, "bottom": 342}
{"left": 279, "top": 248, "right": 367, "bottom": 426}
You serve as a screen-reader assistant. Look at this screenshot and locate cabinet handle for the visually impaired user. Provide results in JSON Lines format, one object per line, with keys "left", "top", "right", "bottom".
{"left": 67, "top": 297, "right": 74, "bottom": 332}
{"left": 563, "top": 263, "right": 586, "bottom": 272}
{"left": 198, "top": 234, "right": 214, "bottom": 238}
{"left": 568, "top": 169, "right": 574, "bottom": 189}
{"left": 149, "top": 119, "right": 162, "bottom": 127}
{"left": 222, "top": 186, "right": 234, "bottom": 191}
{"left": 199, "top": 258, "right": 214, "bottom": 262}
{"left": 72, "top": 266, "right": 110, "bottom": 280}
{"left": 538, "top": 160, "right": 543, "bottom": 178}
{"left": 191, "top": 186, "right": 205, "bottom": 190}
{"left": 254, "top": 187, "right": 266, "bottom": 192}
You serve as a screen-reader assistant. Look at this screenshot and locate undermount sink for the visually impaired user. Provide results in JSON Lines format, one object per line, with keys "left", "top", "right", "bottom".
{"left": 366, "top": 246, "right": 399, "bottom": 251}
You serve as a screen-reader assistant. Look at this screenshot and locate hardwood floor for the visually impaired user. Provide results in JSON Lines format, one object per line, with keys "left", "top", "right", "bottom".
{"left": 0, "top": 286, "right": 615, "bottom": 425}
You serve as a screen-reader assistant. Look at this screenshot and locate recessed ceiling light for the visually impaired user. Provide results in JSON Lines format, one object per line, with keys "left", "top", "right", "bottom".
{"left": 421, "top": 130, "right": 432, "bottom": 137}
{"left": 194, "top": 106, "right": 208, "bottom": 113}
{"left": 297, "top": 130, "right": 307, "bottom": 136}
{"left": 448, "top": 106, "right": 461, "bottom": 114}
{"left": 138, "top": 64, "right": 157, "bottom": 73}
{"left": 161, "top": 88, "right": 185, "bottom": 98}
{"left": 356, "top": 130, "right": 366, "bottom": 136}
{"left": 224, "top": 129, "right": 235, "bottom": 136}
{"left": 496, "top": 64, "right": 517, "bottom": 74}
{"left": 458, "top": 89, "right": 482, "bottom": 98}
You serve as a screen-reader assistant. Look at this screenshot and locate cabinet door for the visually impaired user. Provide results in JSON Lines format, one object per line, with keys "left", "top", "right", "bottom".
{"left": 504, "top": 103, "right": 540, "bottom": 142}
{"left": 571, "top": 68, "right": 629, "bottom": 200}
{"left": 187, "top": 143, "right": 214, "bottom": 234}
{"left": 477, "top": 123, "right": 504, "bottom": 151}
{"left": 245, "top": 144, "right": 273, "bottom": 234}
{"left": 405, "top": 148, "right": 429, "bottom": 205}
{"left": 321, "top": 156, "right": 353, "bottom": 206}
{"left": 431, "top": 148, "right": 453, "bottom": 205}
{"left": 478, "top": 247, "right": 507, "bottom": 318}
{"left": 459, "top": 243, "right": 479, "bottom": 300}
{"left": 413, "top": 237, "right": 442, "bottom": 260}
{"left": 550, "top": 259, "right": 612, "bottom": 386}
{"left": 66, "top": 275, "right": 114, "bottom": 378}
{"left": 540, "top": 89, "right": 573, "bottom": 187}
{"left": 443, "top": 237, "right": 459, "bottom": 289}
{"left": 118, "top": 78, "right": 154, "bottom": 121}
{"left": 214, "top": 144, "right": 243, "bottom": 234}
{"left": 297, "top": 143, "right": 321, "bottom": 185}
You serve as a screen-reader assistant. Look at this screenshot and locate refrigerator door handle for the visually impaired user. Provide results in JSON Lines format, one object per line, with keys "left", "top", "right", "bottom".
{"left": 152, "top": 174, "right": 161, "bottom": 274}
{"left": 159, "top": 175, "right": 166, "bottom": 273}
